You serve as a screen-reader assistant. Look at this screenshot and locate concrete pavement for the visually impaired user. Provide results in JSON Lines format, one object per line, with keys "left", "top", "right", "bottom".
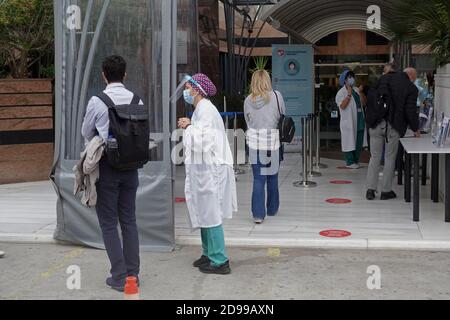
{"left": 1, "top": 243, "right": 450, "bottom": 300}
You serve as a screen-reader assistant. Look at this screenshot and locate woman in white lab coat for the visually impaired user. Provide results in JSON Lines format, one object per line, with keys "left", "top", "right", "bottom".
{"left": 177, "top": 73, "right": 237, "bottom": 275}
{"left": 335, "top": 70, "right": 366, "bottom": 169}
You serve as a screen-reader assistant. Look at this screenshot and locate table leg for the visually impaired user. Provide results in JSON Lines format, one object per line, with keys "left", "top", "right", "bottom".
{"left": 421, "top": 154, "right": 427, "bottom": 186}
{"left": 405, "top": 153, "right": 411, "bottom": 203}
{"left": 413, "top": 154, "right": 420, "bottom": 222}
{"left": 397, "top": 144, "right": 404, "bottom": 185}
{"left": 431, "top": 154, "right": 439, "bottom": 203}
{"left": 446, "top": 155, "right": 450, "bottom": 223}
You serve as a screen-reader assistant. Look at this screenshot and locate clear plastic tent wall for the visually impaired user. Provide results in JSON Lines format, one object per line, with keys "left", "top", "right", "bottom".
{"left": 52, "top": 0, "right": 187, "bottom": 251}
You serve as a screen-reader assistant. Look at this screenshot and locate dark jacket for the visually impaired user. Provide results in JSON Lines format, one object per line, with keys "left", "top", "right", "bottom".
{"left": 381, "top": 71, "right": 419, "bottom": 137}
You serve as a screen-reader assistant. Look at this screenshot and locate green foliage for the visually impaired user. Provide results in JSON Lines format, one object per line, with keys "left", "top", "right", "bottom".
{"left": 388, "top": 0, "right": 450, "bottom": 67}
{"left": 250, "top": 56, "right": 269, "bottom": 74}
{"left": 0, "top": 0, "right": 54, "bottom": 78}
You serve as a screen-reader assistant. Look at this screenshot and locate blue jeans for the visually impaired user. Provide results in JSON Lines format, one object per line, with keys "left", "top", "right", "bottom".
{"left": 249, "top": 149, "right": 280, "bottom": 220}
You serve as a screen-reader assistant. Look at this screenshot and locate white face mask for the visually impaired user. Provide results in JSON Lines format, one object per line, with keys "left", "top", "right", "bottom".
{"left": 347, "top": 77, "right": 355, "bottom": 87}
{"left": 183, "top": 89, "right": 195, "bottom": 105}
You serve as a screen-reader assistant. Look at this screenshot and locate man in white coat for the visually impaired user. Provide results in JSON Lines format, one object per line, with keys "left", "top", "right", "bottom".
{"left": 177, "top": 73, "right": 237, "bottom": 275}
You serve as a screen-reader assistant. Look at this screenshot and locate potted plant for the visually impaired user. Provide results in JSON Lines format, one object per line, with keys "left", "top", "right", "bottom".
{"left": 389, "top": 0, "right": 450, "bottom": 68}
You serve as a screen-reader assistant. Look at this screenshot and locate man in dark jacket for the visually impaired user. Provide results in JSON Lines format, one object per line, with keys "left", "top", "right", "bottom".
{"left": 366, "top": 67, "right": 420, "bottom": 201}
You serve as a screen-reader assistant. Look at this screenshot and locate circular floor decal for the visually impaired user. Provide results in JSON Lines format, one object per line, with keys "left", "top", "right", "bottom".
{"left": 326, "top": 198, "right": 352, "bottom": 204}
{"left": 330, "top": 180, "right": 353, "bottom": 185}
{"left": 175, "top": 197, "right": 186, "bottom": 203}
{"left": 320, "top": 230, "right": 352, "bottom": 238}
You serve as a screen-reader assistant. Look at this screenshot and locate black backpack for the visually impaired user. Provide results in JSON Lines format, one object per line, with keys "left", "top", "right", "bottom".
{"left": 274, "top": 91, "right": 295, "bottom": 143}
{"left": 96, "top": 92, "right": 150, "bottom": 171}
{"left": 365, "top": 76, "right": 394, "bottom": 129}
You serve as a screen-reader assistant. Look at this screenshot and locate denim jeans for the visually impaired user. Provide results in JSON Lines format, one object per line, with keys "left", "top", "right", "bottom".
{"left": 249, "top": 149, "right": 280, "bottom": 220}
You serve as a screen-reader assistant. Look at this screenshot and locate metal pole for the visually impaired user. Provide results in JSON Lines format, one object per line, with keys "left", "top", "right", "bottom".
{"left": 431, "top": 154, "right": 439, "bottom": 203}
{"left": 294, "top": 116, "right": 317, "bottom": 188}
{"left": 234, "top": 112, "right": 245, "bottom": 175}
{"left": 446, "top": 155, "right": 450, "bottom": 222}
{"left": 413, "top": 154, "right": 420, "bottom": 222}
{"left": 224, "top": 96, "right": 228, "bottom": 129}
{"left": 308, "top": 114, "right": 321, "bottom": 177}
{"left": 314, "top": 110, "right": 328, "bottom": 169}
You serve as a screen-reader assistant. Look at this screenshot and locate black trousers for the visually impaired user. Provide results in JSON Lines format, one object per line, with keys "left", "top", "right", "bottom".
{"left": 96, "top": 159, "right": 140, "bottom": 280}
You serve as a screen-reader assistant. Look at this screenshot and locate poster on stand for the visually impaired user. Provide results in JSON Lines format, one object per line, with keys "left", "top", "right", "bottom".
{"left": 272, "top": 45, "right": 314, "bottom": 152}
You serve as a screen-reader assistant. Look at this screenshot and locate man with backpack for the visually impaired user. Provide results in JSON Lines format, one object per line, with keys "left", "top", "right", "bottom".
{"left": 365, "top": 65, "right": 420, "bottom": 201}
{"left": 81, "top": 55, "right": 149, "bottom": 291}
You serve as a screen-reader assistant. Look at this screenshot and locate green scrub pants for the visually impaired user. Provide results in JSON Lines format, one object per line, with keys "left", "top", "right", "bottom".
{"left": 345, "top": 130, "right": 365, "bottom": 166}
{"left": 201, "top": 225, "right": 228, "bottom": 266}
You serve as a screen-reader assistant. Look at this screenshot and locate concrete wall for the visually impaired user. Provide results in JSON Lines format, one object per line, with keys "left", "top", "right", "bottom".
{"left": 434, "top": 64, "right": 450, "bottom": 199}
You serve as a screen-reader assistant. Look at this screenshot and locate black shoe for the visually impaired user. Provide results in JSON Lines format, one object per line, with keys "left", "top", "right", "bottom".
{"left": 366, "top": 189, "right": 376, "bottom": 200}
{"left": 199, "top": 261, "right": 231, "bottom": 275}
{"left": 193, "top": 255, "right": 210, "bottom": 268}
{"left": 106, "top": 277, "right": 125, "bottom": 292}
{"left": 380, "top": 191, "right": 397, "bottom": 200}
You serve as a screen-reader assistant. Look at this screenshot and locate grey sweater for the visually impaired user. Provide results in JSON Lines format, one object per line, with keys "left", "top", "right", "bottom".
{"left": 244, "top": 90, "right": 286, "bottom": 150}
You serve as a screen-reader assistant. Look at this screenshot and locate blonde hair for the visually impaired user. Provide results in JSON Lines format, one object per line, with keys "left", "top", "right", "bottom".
{"left": 250, "top": 70, "right": 272, "bottom": 104}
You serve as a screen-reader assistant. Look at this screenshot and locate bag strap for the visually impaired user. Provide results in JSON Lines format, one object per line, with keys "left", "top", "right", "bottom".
{"left": 97, "top": 92, "right": 141, "bottom": 108}
{"left": 130, "top": 94, "right": 141, "bottom": 105}
{"left": 96, "top": 92, "right": 116, "bottom": 109}
{"left": 273, "top": 90, "right": 283, "bottom": 116}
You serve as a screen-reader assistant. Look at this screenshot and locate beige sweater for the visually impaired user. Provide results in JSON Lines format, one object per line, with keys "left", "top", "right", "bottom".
{"left": 73, "top": 136, "right": 105, "bottom": 207}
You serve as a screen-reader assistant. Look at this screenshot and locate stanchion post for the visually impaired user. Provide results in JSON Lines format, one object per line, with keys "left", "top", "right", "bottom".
{"left": 224, "top": 96, "right": 229, "bottom": 129}
{"left": 308, "top": 113, "right": 321, "bottom": 177}
{"left": 234, "top": 112, "right": 245, "bottom": 175}
{"left": 293, "top": 116, "right": 317, "bottom": 188}
{"left": 314, "top": 110, "right": 328, "bottom": 169}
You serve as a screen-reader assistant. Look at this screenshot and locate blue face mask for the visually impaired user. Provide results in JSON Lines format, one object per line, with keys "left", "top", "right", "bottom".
{"left": 183, "top": 89, "right": 195, "bottom": 105}
{"left": 347, "top": 77, "right": 355, "bottom": 87}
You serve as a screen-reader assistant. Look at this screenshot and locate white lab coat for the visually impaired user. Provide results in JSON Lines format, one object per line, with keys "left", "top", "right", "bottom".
{"left": 183, "top": 99, "right": 238, "bottom": 230}
{"left": 335, "top": 86, "right": 367, "bottom": 152}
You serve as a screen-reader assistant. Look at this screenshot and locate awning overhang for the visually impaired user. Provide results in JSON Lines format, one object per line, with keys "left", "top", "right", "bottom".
{"left": 260, "top": 0, "right": 395, "bottom": 43}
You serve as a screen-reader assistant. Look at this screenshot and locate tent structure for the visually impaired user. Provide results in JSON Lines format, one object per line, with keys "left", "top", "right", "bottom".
{"left": 51, "top": 0, "right": 191, "bottom": 251}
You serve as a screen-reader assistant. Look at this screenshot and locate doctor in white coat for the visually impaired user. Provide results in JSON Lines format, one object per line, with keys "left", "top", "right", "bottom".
{"left": 336, "top": 70, "right": 366, "bottom": 169}
{"left": 177, "top": 73, "right": 237, "bottom": 275}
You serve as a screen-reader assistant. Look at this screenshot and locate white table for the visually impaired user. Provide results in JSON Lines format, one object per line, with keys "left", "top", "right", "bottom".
{"left": 400, "top": 136, "right": 450, "bottom": 222}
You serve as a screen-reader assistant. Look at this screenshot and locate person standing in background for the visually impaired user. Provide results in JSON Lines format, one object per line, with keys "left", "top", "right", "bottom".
{"left": 244, "top": 70, "right": 285, "bottom": 224}
{"left": 336, "top": 70, "right": 366, "bottom": 169}
{"left": 365, "top": 67, "right": 420, "bottom": 200}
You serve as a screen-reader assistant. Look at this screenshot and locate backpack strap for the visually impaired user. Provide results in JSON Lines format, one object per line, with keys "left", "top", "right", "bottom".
{"left": 96, "top": 92, "right": 116, "bottom": 109}
{"left": 273, "top": 90, "right": 283, "bottom": 116}
{"left": 130, "top": 94, "right": 141, "bottom": 105}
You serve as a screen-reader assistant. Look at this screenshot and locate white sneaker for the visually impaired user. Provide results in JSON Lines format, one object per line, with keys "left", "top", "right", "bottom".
{"left": 254, "top": 218, "right": 264, "bottom": 224}
{"left": 0, "top": 251, "right": 5, "bottom": 258}
{"left": 345, "top": 163, "right": 360, "bottom": 169}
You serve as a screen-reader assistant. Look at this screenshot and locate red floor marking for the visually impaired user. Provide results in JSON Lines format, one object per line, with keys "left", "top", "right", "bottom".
{"left": 320, "top": 230, "right": 352, "bottom": 238}
{"left": 330, "top": 180, "right": 353, "bottom": 185}
{"left": 175, "top": 197, "right": 186, "bottom": 203}
{"left": 326, "top": 198, "right": 352, "bottom": 204}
